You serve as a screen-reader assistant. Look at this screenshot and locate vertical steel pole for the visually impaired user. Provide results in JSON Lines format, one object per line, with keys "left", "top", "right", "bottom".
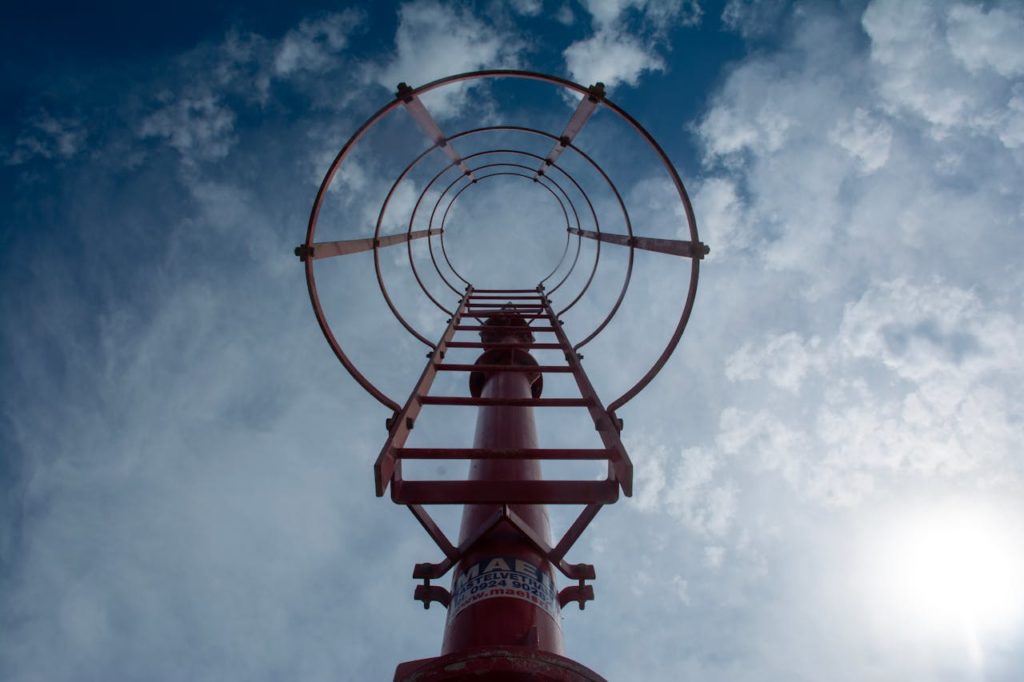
{"left": 441, "top": 312, "right": 565, "bottom": 655}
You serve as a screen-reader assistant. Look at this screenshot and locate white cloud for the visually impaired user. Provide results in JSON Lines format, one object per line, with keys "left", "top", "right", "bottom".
{"left": 946, "top": 4, "right": 1024, "bottom": 78}
{"left": 565, "top": 0, "right": 700, "bottom": 90}
{"left": 862, "top": 0, "right": 1024, "bottom": 142}
{"left": 273, "top": 11, "right": 362, "bottom": 76}
{"left": 579, "top": 0, "right": 701, "bottom": 30}
{"left": 691, "top": 177, "right": 750, "bottom": 254}
{"left": 564, "top": 29, "right": 665, "bottom": 88}
{"left": 138, "top": 93, "right": 236, "bottom": 165}
{"left": 509, "top": 0, "right": 543, "bottom": 17}
{"left": 369, "top": 1, "right": 522, "bottom": 118}
{"left": 715, "top": 278, "right": 1023, "bottom": 506}
{"left": 725, "top": 332, "right": 823, "bottom": 391}
{"left": 828, "top": 108, "right": 892, "bottom": 173}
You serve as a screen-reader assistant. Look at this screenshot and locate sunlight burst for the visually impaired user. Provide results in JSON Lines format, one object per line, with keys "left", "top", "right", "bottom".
{"left": 864, "top": 501, "right": 1024, "bottom": 652}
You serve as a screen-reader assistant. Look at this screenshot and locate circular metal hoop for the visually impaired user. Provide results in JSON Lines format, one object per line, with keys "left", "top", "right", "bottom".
{"left": 301, "top": 70, "right": 703, "bottom": 415}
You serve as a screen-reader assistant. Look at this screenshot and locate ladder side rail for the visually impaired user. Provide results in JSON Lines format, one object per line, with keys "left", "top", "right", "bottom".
{"left": 373, "top": 289, "right": 473, "bottom": 495}
{"left": 542, "top": 296, "right": 634, "bottom": 496}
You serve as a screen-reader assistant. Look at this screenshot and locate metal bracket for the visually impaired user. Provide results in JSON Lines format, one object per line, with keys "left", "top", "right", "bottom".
{"left": 414, "top": 578, "right": 451, "bottom": 610}
{"left": 557, "top": 580, "right": 595, "bottom": 610}
{"left": 386, "top": 415, "right": 415, "bottom": 431}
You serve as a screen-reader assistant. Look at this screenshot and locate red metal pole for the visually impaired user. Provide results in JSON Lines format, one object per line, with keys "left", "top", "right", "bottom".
{"left": 441, "top": 312, "right": 564, "bottom": 654}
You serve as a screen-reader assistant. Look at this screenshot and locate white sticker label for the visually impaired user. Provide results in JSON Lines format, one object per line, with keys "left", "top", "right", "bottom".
{"left": 448, "top": 556, "right": 559, "bottom": 619}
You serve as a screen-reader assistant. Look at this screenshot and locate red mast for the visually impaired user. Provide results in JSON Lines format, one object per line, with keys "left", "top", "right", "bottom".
{"left": 296, "top": 71, "right": 707, "bottom": 680}
{"left": 442, "top": 310, "right": 563, "bottom": 656}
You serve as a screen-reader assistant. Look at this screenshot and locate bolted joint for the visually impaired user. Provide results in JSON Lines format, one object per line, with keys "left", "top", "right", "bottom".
{"left": 694, "top": 241, "right": 711, "bottom": 260}
{"left": 396, "top": 82, "right": 415, "bottom": 102}
{"left": 294, "top": 244, "right": 314, "bottom": 261}
{"left": 587, "top": 82, "right": 606, "bottom": 102}
{"left": 386, "top": 415, "right": 414, "bottom": 431}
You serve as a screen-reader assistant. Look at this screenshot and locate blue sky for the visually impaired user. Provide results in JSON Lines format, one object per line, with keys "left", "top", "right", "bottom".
{"left": 3, "top": 1, "right": 1024, "bottom": 680}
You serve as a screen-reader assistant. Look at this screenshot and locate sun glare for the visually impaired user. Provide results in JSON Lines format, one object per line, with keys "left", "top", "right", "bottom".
{"left": 862, "top": 501, "right": 1024, "bottom": 655}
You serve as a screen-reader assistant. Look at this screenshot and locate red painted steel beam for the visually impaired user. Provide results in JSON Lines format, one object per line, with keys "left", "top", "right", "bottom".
{"left": 394, "top": 448, "right": 611, "bottom": 460}
{"left": 534, "top": 83, "right": 605, "bottom": 177}
{"left": 296, "top": 228, "right": 441, "bottom": 261}
{"left": 568, "top": 226, "right": 709, "bottom": 259}
{"left": 394, "top": 646, "right": 607, "bottom": 681}
{"left": 445, "top": 341, "right": 560, "bottom": 349}
{"left": 456, "top": 325, "right": 557, "bottom": 332}
{"left": 392, "top": 480, "right": 618, "bottom": 506}
{"left": 472, "top": 288, "right": 541, "bottom": 293}
{"left": 435, "top": 363, "right": 572, "bottom": 373}
{"left": 397, "top": 83, "right": 476, "bottom": 180}
{"left": 418, "top": 396, "right": 590, "bottom": 407}
{"left": 408, "top": 504, "right": 460, "bottom": 561}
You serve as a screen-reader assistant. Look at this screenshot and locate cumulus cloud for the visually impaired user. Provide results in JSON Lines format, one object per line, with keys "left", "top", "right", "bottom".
{"left": 509, "top": 0, "right": 543, "bottom": 17}
{"left": 369, "top": 1, "right": 522, "bottom": 117}
{"left": 578, "top": 0, "right": 702, "bottom": 30}
{"left": 725, "top": 332, "right": 823, "bottom": 391}
{"left": 564, "top": 29, "right": 665, "bottom": 88}
{"left": 720, "top": 278, "right": 1023, "bottom": 506}
{"left": 828, "top": 108, "right": 893, "bottom": 173}
{"left": 273, "top": 10, "right": 362, "bottom": 76}
{"left": 863, "top": 0, "right": 1024, "bottom": 141}
{"left": 692, "top": 1, "right": 1024, "bottom": 516}
{"left": 138, "top": 93, "right": 237, "bottom": 165}
{"left": 945, "top": 3, "right": 1024, "bottom": 78}
{"left": 564, "top": 0, "right": 700, "bottom": 89}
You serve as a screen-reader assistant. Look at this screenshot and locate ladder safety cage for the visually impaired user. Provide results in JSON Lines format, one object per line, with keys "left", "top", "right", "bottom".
{"left": 296, "top": 71, "right": 708, "bottom": 677}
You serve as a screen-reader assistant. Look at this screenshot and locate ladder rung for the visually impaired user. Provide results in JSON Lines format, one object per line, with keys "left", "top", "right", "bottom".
{"left": 435, "top": 363, "right": 573, "bottom": 373}
{"left": 455, "top": 325, "right": 555, "bottom": 332}
{"left": 460, "top": 314, "right": 551, "bottom": 320}
{"left": 468, "top": 294, "right": 544, "bottom": 299}
{"left": 446, "top": 341, "right": 561, "bottom": 349}
{"left": 419, "top": 396, "right": 590, "bottom": 407}
{"left": 467, "top": 303, "right": 544, "bottom": 309}
{"left": 392, "top": 479, "right": 619, "bottom": 505}
{"left": 472, "top": 289, "right": 540, "bottom": 293}
{"left": 393, "top": 448, "right": 611, "bottom": 460}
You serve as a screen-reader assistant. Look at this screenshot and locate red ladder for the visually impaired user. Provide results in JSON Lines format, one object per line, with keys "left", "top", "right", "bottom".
{"left": 372, "top": 285, "right": 634, "bottom": 609}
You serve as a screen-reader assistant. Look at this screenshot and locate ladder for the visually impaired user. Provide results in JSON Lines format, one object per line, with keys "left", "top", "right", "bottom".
{"left": 372, "top": 285, "right": 633, "bottom": 609}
